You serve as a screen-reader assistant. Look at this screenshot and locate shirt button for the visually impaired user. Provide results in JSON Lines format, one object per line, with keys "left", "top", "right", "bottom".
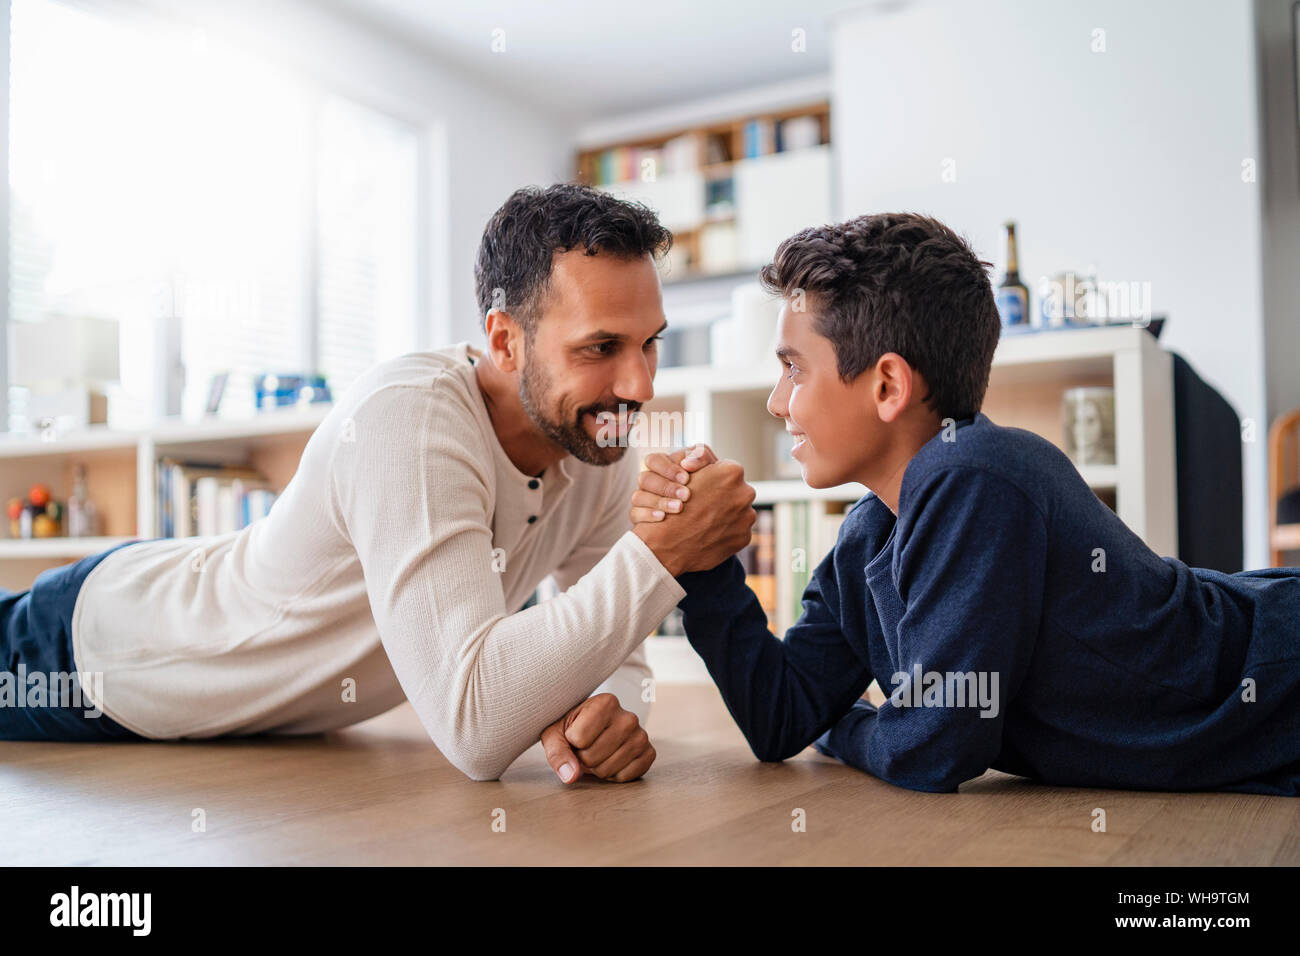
{"left": 528, "top": 515, "right": 538, "bottom": 524}
{"left": 528, "top": 479, "right": 539, "bottom": 490}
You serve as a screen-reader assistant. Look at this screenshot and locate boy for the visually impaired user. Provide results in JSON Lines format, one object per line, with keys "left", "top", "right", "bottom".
{"left": 631, "top": 212, "right": 1300, "bottom": 795}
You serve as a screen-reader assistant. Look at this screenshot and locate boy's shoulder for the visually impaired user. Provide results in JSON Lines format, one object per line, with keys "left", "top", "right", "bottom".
{"left": 900, "top": 412, "right": 1077, "bottom": 512}
{"left": 835, "top": 491, "right": 897, "bottom": 562}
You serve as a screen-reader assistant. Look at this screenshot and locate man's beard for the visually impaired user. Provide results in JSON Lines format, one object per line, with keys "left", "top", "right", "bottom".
{"left": 518, "top": 351, "right": 637, "bottom": 467}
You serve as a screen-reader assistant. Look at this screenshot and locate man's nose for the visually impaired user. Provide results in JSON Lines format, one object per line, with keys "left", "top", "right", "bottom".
{"left": 616, "top": 350, "right": 655, "bottom": 405}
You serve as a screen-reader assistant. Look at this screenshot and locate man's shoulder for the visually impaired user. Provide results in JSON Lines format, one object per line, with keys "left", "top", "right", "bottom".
{"left": 336, "top": 346, "right": 485, "bottom": 428}
{"left": 342, "top": 345, "right": 476, "bottom": 404}
{"left": 322, "top": 345, "right": 494, "bottom": 471}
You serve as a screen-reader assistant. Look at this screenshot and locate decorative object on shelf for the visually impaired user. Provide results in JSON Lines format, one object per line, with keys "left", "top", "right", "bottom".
{"left": 777, "top": 115, "right": 821, "bottom": 152}
{"left": 698, "top": 221, "right": 740, "bottom": 273}
{"left": 7, "top": 483, "right": 63, "bottom": 539}
{"left": 704, "top": 176, "right": 734, "bottom": 218}
{"left": 656, "top": 607, "right": 685, "bottom": 637}
{"left": 204, "top": 372, "right": 230, "bottom": 416}
{"left": 66, "top": 464, "right": 99, "bottom": 538}
{"left": 1062, "top": 386, "right": 1116, "bottom": 466}
{"left": 770, "top": 419, "right": 802, "bottom": 480}
{"left": 10, "top": 314, "right": 120, "bottom": 436}
{"left": 254, "top": 373, "right": 332, "bottom": 411}
{"left": 1038, "top": 270, "right": 1096, "bottom": 329}
{"left": 995, "top": 221, "right": 1031, "bottom": 329}
{"left": 709, "top": 282, "right": 781, "bottom": 369}
{"left": 658, "top": 325, "right": 711, "bottom": 368}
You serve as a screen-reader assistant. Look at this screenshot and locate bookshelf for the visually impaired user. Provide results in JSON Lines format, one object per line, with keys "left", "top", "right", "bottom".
{"left": 576, "top": 101, "right": 831, "bottom": 284}
{"left": 0, "top": 404, "right": 329, "bottom": 591}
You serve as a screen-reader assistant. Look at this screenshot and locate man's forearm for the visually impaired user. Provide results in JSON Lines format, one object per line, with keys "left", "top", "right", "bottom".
{"left": 386, "top": 530, "right": 683, "bottom": 781}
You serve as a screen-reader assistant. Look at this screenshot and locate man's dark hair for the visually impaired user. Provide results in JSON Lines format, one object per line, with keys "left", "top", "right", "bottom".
{"left": 474, "top": 182, "right": 673, "bottom": 335}
{"left": 757, "top": 212, "right": 1001, "bottom": 421}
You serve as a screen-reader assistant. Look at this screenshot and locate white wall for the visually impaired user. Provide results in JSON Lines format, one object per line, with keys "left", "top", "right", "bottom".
{"left": 831, "top": 0, "right": 1268, "bottom": 568}
{"left": 126, "top": 0, "right": 574, "bottom": 348}
{"left": 1255, "top": 0, "right": 1300, "bottom": 436}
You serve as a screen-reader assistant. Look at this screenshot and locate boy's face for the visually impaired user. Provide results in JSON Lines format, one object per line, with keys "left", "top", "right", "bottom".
{"left": 766, "top": 300, "right": 878, "bottom": 488}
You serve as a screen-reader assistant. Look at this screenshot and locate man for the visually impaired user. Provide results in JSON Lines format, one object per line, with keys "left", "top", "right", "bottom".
{"left": 0, "top": 183, "right": 754, "bottom": 787}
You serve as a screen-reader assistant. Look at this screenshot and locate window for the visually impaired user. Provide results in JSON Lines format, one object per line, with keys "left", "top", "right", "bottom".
{"left": 8, "top": 0, "right": 422, "bottom": 425}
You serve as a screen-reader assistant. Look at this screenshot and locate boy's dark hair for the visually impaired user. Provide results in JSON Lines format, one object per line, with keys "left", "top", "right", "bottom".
{"left": 474, "top": 183, "right": 673, "bottom": 335}
{"left": 757, "top": 212, "right": 1000, "bottom": 421}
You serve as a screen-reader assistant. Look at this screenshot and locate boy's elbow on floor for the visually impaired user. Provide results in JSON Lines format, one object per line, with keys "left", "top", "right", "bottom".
{"left": 748, "top": 735, "right": 813, "bottom": 764}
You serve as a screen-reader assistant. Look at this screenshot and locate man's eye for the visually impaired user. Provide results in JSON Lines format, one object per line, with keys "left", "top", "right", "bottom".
{"left": 645, "top": 334, "right": 663, "bottom": 350}
{"left": 785, "top": 363, "right": 799, "bottom": 380}
{"left": 588, "top": 341, "right": 615, "bottom": 355}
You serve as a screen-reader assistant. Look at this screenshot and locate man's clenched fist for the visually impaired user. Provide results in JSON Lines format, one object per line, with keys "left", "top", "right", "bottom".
{"left": 540, "top": 693, "right": 656, "bottom": 784}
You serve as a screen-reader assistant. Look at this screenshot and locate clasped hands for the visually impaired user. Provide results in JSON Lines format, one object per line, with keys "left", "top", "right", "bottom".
{"left": 540, "top": 444, "right": 756, "bottom": 786}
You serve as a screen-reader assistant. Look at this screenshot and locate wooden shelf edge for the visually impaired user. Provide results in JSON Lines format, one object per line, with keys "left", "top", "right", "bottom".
{"left": 0, "top": 535, "right": 139, "bottom": 559}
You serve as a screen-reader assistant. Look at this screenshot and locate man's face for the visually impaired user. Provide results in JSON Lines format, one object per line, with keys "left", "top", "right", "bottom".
{"left": 766, "top": 300, "right": 878, "bottom": 488}
{"left": 517, "top": 248, "right": 666, "bottom": 466}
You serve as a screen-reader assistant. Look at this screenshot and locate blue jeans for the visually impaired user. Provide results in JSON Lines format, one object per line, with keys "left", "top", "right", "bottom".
{"left": 0, "top": 540, "right": 150, "bottom": 741}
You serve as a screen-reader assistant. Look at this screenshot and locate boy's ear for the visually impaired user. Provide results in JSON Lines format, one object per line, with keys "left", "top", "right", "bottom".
{"left": 871, "top": 352, "right": 915, "bottom": 424}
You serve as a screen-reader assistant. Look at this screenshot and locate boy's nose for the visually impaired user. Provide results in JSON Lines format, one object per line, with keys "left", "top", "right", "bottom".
{"left": 766, "top": 380, "right": 787, "bottom": 419}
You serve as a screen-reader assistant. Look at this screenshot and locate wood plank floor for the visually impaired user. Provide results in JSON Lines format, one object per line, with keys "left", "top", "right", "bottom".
{"left": 2, "top": 683, "right": 1296, "bottom": 865}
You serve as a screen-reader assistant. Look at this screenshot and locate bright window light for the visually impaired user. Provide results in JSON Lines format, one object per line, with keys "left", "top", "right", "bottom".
{"left": 9, "top": 0, "right": 421, "bottom": 424}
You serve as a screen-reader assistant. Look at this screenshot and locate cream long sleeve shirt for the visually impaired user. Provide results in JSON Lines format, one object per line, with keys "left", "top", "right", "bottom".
{"left": 71, "top": 342, "right": 687, "bottom": 779}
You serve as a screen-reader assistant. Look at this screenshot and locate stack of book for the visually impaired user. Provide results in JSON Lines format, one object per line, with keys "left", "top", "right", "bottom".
{"left": 155, "top": 457, "right": 278, "bottom": 538}
{"left": 771, "top": 500, "right": 851, "bottom": 634}
{"left": 738, "top": 506, "right": 778, "bottom": 632}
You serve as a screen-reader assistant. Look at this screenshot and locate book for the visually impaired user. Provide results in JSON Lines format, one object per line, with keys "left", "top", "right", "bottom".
{"left": 156, "top": 457, "right": 277, "bottom": 538}
{"left": 746, "top": 506, "right": 777, "bottom": 632}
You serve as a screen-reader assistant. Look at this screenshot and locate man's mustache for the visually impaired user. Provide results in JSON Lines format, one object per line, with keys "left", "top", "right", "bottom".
{"left": 580, "top": 402, "right": 643, "bottom": 422}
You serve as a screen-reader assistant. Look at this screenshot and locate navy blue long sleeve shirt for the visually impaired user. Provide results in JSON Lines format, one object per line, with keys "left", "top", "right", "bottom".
{"left": 674, "top": 412, "right": 1300, "bottom": 795}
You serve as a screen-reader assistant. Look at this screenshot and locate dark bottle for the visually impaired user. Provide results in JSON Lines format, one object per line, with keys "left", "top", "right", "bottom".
{"left": 996, "top": 221, "right": 1031, "bottom": 328}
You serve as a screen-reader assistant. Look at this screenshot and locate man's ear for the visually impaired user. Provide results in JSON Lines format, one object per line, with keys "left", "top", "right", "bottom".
{"left": 872, "top": 352, "right": 914, "bottom": 424}
{"left": 484, "top": 310, "right": 526, "bottom": 374}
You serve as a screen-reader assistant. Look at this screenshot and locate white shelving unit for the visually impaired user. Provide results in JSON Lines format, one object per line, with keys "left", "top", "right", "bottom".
{"left": 0, "top": 404, "right": 330, "bottom": 590}
{"left": 645, "top": 323, "right": 1176, "bottom": 549}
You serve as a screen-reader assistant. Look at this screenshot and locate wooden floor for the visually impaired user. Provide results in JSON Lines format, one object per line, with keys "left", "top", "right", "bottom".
{"left": 2, "top": 683, "right": 1297, "bottom": 865}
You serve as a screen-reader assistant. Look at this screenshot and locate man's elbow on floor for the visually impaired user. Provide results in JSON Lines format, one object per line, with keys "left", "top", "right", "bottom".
{"left": 437, "top": 741, "right": 515, "bottom": 782}
{"left": 446, "top": 752, "right": 509, "bottom": 782}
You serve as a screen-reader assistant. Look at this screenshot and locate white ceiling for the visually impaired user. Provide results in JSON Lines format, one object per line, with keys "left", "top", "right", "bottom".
{"left": 319, "top": 0, "right": 869, "bottom": 120}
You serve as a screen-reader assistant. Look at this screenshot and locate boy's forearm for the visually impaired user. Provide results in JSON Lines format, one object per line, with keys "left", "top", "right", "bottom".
{"left": 676, "top": 554, "right": 865, "bottom": 762}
